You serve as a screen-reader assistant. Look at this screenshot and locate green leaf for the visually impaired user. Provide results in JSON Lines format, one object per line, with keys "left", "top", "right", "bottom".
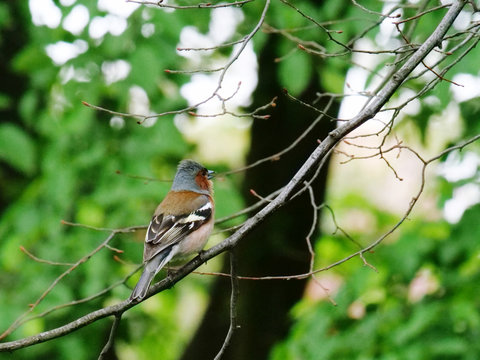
{"left": 408, "top": 101, "right": 437, "bottom": 142}
{"left": 19, "top": 90, "right": 38, "bottom": 124}
{"left": 130, "top": 44, "right": 163, "bottom": 93}
{"left": 0, "top": 123, "right": 36, "bottom": 175}
{"left": 319, "top": 64, "right": 345, "bottom": 94}
{"left": 75, "top": 199, "right": 105, "bottom": 227}
{"left": 0, "top": 3, "right": 11, "bottom": 28}
{"left": 278, "top": 49, "right": 312, "bottom": 96}
{"left": 459, "top": 96, "right": 480, "bottom": 135}
{"left": 0, "top": 93, "right": 10, "bottom": 109}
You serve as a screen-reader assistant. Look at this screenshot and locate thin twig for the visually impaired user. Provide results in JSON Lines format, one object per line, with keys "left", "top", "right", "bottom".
{"left": 11, "top": 265, "right": 141, "bottom": 332}
{"left": 393, "top": 3, "right": 451, "bottom": 25}
{"left": 0, "top": 225, "right": 141, "bottom": 340}
{"left": 221, "top": 96, "right": 335, "bottom": 175}
{"left": 127, "top": 0, "right": 253, "bottom": 9}
{"left": 305, "top": 185, "right": 337, "bottom": 305}
{"left": 213, "top": 250, "right": 239, "bottom": 360}
{"left": 84, "top": 0, "right": 270, "bottom": 124}
{"left": 98, "top": 313, "right": 123, "bottom": 359}
{"left": 19, "top": 246, "right": 75, "bottom": 266}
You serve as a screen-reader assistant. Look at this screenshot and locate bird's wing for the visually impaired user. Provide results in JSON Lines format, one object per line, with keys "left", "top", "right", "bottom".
{"left": 143, "top": 198, "right": 212, "bottom": 261}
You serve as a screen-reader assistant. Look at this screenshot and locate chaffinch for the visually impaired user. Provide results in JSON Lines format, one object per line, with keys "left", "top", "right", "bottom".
{"left": 130, "top": 159, "right": 215, "bottom": 302}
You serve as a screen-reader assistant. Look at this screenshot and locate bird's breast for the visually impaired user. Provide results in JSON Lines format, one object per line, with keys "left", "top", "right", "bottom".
{"left": 175, "top": 217, "right": 214, "bottom": 256}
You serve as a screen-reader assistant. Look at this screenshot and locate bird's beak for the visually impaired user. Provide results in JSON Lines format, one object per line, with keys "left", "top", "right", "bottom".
{"left": 207, "top": 170, "right": 215, "bottom": 179}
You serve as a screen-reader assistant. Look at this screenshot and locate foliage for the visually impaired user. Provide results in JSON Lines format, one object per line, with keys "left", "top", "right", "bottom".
{"left": 271, "top": 204, "right": 480, "bottom": 360}
{"left": 1, "top": 0, "right": 479, "bottom": 359}
{"left": 264, "top": 1, "right": 480, "bottom": 358}
{"left": 0, "top": 1, "right": 244, "bottom": 359}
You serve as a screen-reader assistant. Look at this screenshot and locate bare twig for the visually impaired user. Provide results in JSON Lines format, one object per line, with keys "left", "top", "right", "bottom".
{"left": 84, "top": 0, "right": 270, "bottom": 123}
{"left": 10, "top": 265, "right": 141, "bottom": 332}
{"left": 114, "top": 169, "right": 172, "bottom": 183}
{"left": 305, "top": 185, "right": 337, "bottom": 305}
{"left": 214, "top": 188, "right": 284, "bottom": 224}
{"left": 98, "top": 313, "right": 123, "bottom": 360}
{"left": 393, "top": 3, "right": 451, "bottom": 25}
{"left": 177, "top": 36, "right": 248, "bottom": 51}
{"left": 214, "top": 251, "right": 239, "bottom": 360}
{"left": 0, "top": 225, "right": 141, "bottom": 341}
{"left": 19, "top": 246, "right": 75, "bottom": 266}
{"left": 127, "top": 0, "right": 253, "bottom": 9}
{"left": 221, "top": 96, "right": 335, "bottom": 175}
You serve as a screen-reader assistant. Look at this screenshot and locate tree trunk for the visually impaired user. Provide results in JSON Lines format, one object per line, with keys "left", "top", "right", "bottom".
{"left": 181, "top": 33, "right": 338, "bottom": 360}
{"left": 0, "top": 2, "right": 30, "bottom": 212}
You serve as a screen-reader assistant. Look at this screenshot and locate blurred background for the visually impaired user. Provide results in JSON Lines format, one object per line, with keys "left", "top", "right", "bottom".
{"left": 1, "top": 0, "right": 479, "bottom": 359}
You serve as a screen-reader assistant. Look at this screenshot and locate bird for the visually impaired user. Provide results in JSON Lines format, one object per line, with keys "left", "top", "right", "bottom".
{"left": 129, "top": 159, "right": 215, "bottom": 302}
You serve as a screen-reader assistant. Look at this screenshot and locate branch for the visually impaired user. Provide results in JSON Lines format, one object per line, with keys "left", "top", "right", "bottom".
{"left": 127, "top": 0, "right": 253, "bottom": 10}
{"left": 221, "top": 96, "right": 335, "bottom": 175}
{"left": 0, "top": 224, "right": 141, "bottom": 340}
{"left": 213, "top": 251, "right": 239, "bottom": 360}
{"left": 85, "top": 0, "right": 271, "bottom": 123}
{"left": 196, "top": 134, "right": 480, "bottom": 282}
{"left": 98, "top": 313, "right": 123, "bottom": 359}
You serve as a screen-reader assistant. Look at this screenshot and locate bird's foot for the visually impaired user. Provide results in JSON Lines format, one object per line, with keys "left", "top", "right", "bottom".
{"left": 198, "top": 250, "right": 207, "bottom": 263}
{"left": 166, "top": 266, "right": 181, "bottom": 278}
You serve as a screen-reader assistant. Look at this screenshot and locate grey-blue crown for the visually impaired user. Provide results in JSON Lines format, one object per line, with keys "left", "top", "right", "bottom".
{"left": 171, "top": 159, "right": 211, "bottom": 194}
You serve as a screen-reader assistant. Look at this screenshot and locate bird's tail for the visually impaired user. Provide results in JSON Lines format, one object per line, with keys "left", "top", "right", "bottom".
{"left": 129, "top": 249, "right": 174, "bottom": 302}
{"left": 129, "top": 267, "right": 156, "bottom": 302}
